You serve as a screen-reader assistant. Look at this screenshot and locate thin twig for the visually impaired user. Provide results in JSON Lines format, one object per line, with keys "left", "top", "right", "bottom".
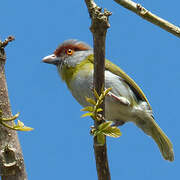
{"left": 84, "top": 0, "right": 111, "bottom": 180}
{"left": 0, "top": 36, "right": 15, "bottom": 48}
{"left": 114, "top": 0, "right": 180, "bottom": 38}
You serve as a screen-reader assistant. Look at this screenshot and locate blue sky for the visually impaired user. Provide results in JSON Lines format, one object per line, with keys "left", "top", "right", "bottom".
{"left": 1, "top": 0, "right": 180, "bottom": 179}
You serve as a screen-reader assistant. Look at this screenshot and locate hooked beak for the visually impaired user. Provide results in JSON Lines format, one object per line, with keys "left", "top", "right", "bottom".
{"left": 42, "top": 54, "right": 59, "bottom": 65}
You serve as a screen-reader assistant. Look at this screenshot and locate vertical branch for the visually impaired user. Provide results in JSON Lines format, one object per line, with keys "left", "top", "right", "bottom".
{"left": 0, "top": 37, "right": 27, "bottom": 180}
{"left": 84, "top": 1, "right": 111, "bottom": 180}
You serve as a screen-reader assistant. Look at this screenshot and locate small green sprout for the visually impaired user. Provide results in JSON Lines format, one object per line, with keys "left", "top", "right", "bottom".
{"left": 0, "top": 110, "right": 33, "bottom": 131}
{"left": 91, "top": 121, "right": 122, "bottom": 145}
{"left": 81, "top": 88, "right": 121, "bottom": 145}
{"left": 81, "top": 88, "right": 112, "bottom": 120}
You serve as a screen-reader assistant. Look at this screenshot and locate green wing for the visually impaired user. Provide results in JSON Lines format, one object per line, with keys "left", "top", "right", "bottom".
{"left": 87, "top": 55, "right": 152, "bottom": 110}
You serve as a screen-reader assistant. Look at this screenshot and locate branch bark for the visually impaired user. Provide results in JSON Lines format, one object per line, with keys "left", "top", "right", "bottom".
{"left": 84, "top": 1, "right": 111, "bottom": 180}
{"left": 114, "top": 0, "right": 180, "bottom": 38}
{"left": 0, "top": 37, "right": 27, "bottom": 180}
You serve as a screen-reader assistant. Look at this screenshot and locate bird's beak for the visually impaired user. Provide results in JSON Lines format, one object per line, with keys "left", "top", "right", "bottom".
{"left": 42, "top": 54, "right": 59, "bottom": 65}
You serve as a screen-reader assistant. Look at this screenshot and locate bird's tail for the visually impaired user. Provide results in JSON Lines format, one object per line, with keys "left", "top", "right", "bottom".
{"left": 135, "top": 116, "right": 174, "bottom": 161}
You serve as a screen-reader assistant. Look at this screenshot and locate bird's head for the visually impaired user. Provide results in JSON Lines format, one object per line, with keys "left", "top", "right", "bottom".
{"left": 42, "top": 39, "right": 93, "bottom": 70}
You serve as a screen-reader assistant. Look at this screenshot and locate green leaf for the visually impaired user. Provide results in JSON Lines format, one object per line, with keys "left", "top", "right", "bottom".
{"left": 17, "top": 120, "right": 24, "bottom": 127}
{"left": 97, "top": 133, "right": 105, "bottom": 145}
{"left": 81, "top": 112, "right": 93, "bottom": 118}
{"left": 111, "top": 127, "right": 122, "bottom": 137}
{"left": 81, "top": 106, "right": 94, "bottom": 112}
{"left": 102, "top": 126, "right": 122, "bottom": 138}
{"left": 85, "top": 97, "right": 96, "bottom": 105}
{"left": 92, "top": 129, "right": 99, "bottom": 137}
{"left": 93, "top": 89, "right": 100, "bottom": 99}
{"left": 13, "top": 126, "right": 34, "bottom": 131}
{"left": 98, "top": 100, "right": 103, "bottom": 105}
{"left": 100, "top": 84, "right": 105, "bottom": 93}
{"left": 13, "top": 120, "right": 34, "bottom": 131}
{"left": 104, "top": 88, "right": 112, "bottom": 96}
{"left": 96, "top": 108, "right": 103, "bottom": 112}
{"left": 0, "top": 110, "right": 33, "bottom": 131}
{"left": 21, "top": 127, "right": 34, "bottom": 131}
{"left": 2, "top": 112, "right": 20, "bottom": 121}
{"left": 98, "top": 121, "right": 113, "bottom": 131}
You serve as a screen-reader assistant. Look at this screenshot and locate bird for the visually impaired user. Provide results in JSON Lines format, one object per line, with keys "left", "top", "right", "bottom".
{"left": 42, "top": 39, "right": 174, "bottom": 161}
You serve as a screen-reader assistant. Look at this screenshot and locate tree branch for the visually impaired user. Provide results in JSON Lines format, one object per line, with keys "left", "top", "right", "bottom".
{"left": 0, "top": 37, "right": 27, "bottom": 180}
{"left": 114, "top": 0, "right": 180, "bottom": 38}
{"left": 84, "top": 1, "right": 111, "bottom": 180}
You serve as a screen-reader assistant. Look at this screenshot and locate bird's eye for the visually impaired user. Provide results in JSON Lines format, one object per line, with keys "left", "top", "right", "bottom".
{"left": 66, "top": 49, "right": 73, "bottom": 55}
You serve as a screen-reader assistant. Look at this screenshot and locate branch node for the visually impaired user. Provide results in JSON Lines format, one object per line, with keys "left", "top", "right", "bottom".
{"left": 0, "top": 36, "right": 15, "bottom": 62}
{"left": 85, "top": 1, "right": 112, "bottom": 34}
{"left": 136, "top": 4, "right": 148, "bottom": 15}
{"left": 2, "top": 145, "right": 17, "bottom": 168}
{"left": 97, "top": 6, "right": 102, "bottom": 11}
{"left": 104, "top": 8, "right": 112, "bottom": 17}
